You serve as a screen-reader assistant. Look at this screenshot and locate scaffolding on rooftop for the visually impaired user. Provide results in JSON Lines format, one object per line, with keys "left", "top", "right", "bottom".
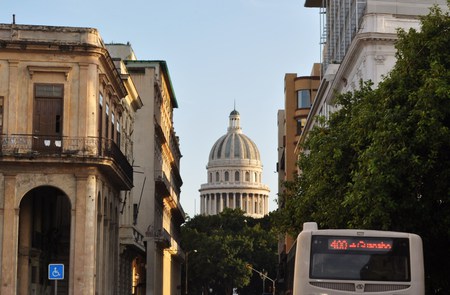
{"left": 315, "top": 0, "right": 367, "bottom": 74}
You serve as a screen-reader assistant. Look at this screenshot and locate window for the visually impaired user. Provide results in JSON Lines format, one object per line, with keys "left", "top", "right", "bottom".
{"left": 216, "top": 172, "right": 220, "bottom": 182}
{"left": 116, "top": 120, "right": 121, "bottom": 148}
{"left": 98, "top": 93, "right": 103, "bottom": 139}
{"left": 235, "top": 171, "right": 240, "bottom": 182}
{"left": 296, "top": 118, "right": 307, "bottom": 135}
{"left": 225, "top": 171, "right": 229, "bottom": 181}
{"left": 34, "top": 84, "right": 63, "bottom": 136}
{"left": 310, "top": 236, "right": 410, "bottom": 281}
{"left": 0, "top": 97, "right": 3, "bottom": 134}
{"left": 245, "top": 172, "right": 250, "bottom": 182}
{"left": 297, "top": 90, "right": 311, "bottom": 109}
{"left": 111, "top": 112, "right": 115, "bottom": 141}
{"left": 105, "top": 103, "right": 110, "bottom": 139}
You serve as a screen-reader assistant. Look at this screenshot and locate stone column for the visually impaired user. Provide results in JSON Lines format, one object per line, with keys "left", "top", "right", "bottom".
{"left": 200, "top": 195, "right": 204, "bottom": 215}
{"left": 264, "top": 195, "right": 269, "bottom": 215}
{"left": 218, "top": 193, "right": 222, "bottom": 213}
{"left": 84, "top": 175, "right": 97, "bottom": 293}
{"left": 72, "top": 174, "right": 88, "bottom": 294}
{"left": 1, "top": 174, "right": 18, "bottom": 295}
{"left": 17, "top": 196, "right": 32, "bottom": 295}
{"left": 212, "top": 194, "right": 216, "bottom": 215}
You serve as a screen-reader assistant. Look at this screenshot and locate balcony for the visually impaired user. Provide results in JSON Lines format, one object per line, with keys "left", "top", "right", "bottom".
{"left": 154, "top": 228, "right": 171, "bottom": 249}
{"left": 119, "top": 225, "right": 146, "bottom": 253}
{"left": 145, "top": 225, "right": 171, "bottom": 249}
{"left": 0, "top": 134, "right": 133, "bottom": 189}
{"left": 154, "top": 170, "right": 170, "bottom": 198}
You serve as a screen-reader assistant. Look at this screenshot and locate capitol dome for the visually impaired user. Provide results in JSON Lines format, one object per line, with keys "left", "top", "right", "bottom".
{"left": 208, "top": 110, "right": 261, "bottom": 163}
{"left": 199, "top": 109, "right": 270, "bottom": 218}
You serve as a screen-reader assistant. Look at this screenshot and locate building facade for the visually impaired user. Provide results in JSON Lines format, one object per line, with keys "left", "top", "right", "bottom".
{"left": 276, "top": 65, "right": 320, "bottom": 294}
{"left": 302, "top": 0, "right": 448, "bottom": 134}
{"left": 0, "top": 24, "right": 141, "bottom": 294}
{"left": 107, "top": 43, "right": 186, "bottom": 295}
{"left": 0, "top": 24, "right": 185, "bottom": 295}
{"left": 200, "top": 110, "right": 270, "bottom": 218}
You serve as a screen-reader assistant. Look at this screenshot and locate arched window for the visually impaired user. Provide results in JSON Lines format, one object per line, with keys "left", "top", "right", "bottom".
{"left": 235, "top": 171, "right": 240, "bottom": 182}
{"left": 209, "top": 173, "right": 212, "bottom": 183}
{"left": 216, "top": 172, "right": 220, "bottom": 182}
{"left": 245, "top": 172, "right": 250, "bottom": 182}
{"left": 225, "top": 171, "right": 229, "bottom": 181}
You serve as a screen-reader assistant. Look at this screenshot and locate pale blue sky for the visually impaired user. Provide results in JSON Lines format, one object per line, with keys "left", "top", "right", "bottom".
{"left": 1, "top": 0, "right": 321, "bottom": 217}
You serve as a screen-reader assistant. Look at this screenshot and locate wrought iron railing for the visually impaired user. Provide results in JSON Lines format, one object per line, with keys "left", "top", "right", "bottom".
{"left": 0, "top": 134, "right": 133, "bottom": 183}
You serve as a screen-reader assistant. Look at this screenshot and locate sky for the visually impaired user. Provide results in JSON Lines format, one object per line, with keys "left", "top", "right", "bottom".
{"left": 1, "top": 0, "right": 321, "bottom": 218}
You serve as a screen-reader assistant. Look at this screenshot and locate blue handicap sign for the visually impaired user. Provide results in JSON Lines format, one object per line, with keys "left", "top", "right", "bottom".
{"left": 48, "top": 264, "right": 64, "bottom": 280}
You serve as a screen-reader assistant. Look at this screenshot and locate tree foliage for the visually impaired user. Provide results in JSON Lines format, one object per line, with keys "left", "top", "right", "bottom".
{"left": 181, "top": 209, "right": 278, "bottom": 295}
{"left": 275, "top": 4, "right": 450, "bottom": 293}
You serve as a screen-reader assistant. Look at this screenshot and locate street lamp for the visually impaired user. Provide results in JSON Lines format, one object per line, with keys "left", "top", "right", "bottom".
{"left": 185, "top": 249, "right": 197, "bottom": 295}
{"left": 246, "top": 264, "right": 276, "bottom": 295}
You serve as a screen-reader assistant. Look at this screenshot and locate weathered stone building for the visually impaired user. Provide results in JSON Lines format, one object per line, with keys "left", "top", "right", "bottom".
{"left": 107, "top": 44, "right": 185, "bottom": 295}
{"left": 0, "top": 24, "right": 142, "bottom": 294}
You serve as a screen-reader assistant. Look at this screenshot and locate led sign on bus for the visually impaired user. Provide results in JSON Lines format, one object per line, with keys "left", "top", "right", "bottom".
{"left": 328, "top": 238, "right": 393, "bottom": 251}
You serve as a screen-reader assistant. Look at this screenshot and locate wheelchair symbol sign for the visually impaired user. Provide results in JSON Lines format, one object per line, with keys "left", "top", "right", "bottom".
{"left": 48, "top": 264, "right": 64, "bottom": 280}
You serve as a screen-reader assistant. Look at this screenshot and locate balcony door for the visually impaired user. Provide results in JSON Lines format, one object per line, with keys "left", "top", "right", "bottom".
{"left": 33, "top": 84, "right": 63, "bottom": 153}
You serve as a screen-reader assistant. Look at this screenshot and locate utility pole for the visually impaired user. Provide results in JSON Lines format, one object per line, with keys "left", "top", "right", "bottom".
{"left": 185, "top": 250, "right": 197, "bottom": 295}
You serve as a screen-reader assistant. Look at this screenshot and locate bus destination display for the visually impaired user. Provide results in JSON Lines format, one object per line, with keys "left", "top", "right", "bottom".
{"left": 328, "top": 237, "right": 393, "bottom": 251}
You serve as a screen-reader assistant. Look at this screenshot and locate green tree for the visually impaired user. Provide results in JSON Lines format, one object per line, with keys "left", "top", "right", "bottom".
{"left": 181, "top": 209, "right": 277, "bottom": 295}
{"left": 276, "top": 4, "right": 450, "bottom": 293}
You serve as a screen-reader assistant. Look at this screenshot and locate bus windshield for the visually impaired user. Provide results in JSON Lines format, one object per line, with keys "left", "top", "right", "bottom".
{"left": 310, "top": 235, "right": 411, "bottom": 281}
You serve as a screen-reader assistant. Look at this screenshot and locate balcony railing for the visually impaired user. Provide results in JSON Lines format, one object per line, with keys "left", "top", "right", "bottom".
{"left": 154, "top": 169, "right": 171, "bottom": 197}
{"left": 154, "top": 169, "right": 181, "bottom": 199}
{"left": 0, "top": 134, "right": 133, "bottom": 184}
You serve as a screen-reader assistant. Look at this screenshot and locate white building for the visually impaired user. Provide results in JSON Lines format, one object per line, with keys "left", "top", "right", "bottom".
{"left": 199, "top": 110, "right": 270, "bottom": 218}
{"left": 302, "top": 0, "right": 448, "bottom": 135}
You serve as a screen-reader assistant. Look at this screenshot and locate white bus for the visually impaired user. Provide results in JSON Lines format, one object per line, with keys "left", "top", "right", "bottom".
{"left": 292, "top": 222, "right": 425, "bottom": 295}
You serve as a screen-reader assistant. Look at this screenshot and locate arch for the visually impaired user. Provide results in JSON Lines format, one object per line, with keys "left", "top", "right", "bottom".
{"left": 17, "top": 186, "right": 71, "bottom": 295}
{"left": 15, "top": 175, "right": 76, "bottom": 210}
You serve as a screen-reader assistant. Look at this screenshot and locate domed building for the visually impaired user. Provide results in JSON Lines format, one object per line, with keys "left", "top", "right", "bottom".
{"left": 199, "top": 109, "right": 270, "bottom": 218}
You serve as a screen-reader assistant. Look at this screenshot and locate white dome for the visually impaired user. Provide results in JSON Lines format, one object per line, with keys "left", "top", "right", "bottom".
{"left": 208, "top": 110, "right": 261, "bottom": 164}
{"left": 200, "top": 109, "right": 270, "bottom": 218}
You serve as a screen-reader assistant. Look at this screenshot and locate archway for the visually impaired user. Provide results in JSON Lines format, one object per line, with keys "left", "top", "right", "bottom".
{"left": 17, "top": 186, "right": 71, "bottom": 295}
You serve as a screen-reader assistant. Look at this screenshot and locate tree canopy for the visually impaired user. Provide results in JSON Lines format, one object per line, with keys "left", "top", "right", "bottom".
{"left": 181, "top": 209, "right": 278, "bottom": 295}
{"left": 275, "top": 4, "right": 450, "bottom": 293}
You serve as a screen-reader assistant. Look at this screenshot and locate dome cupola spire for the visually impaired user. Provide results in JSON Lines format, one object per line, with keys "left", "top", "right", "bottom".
{"left": 228, "top": 108, "right": 242, "bottom": 133}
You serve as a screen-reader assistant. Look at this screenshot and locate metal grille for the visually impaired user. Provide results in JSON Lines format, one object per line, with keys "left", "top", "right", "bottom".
{"left": 364, "top": 284, "right": 410, "bottom": 292}
{"left": 310, "top": 281, "right": 410, "bottom": 292}
{"left": 310, "top": 281, "right": 356, "bottom": 291}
